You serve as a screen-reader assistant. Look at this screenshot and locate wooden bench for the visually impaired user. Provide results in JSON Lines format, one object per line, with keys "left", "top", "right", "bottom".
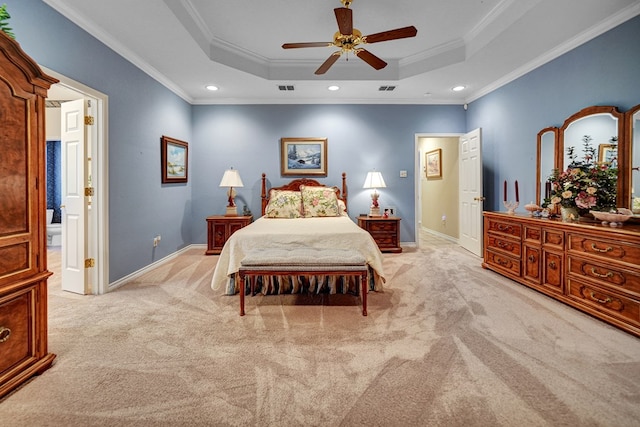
{"left": 238, "top": 248, "right": 369, "bottom": 316}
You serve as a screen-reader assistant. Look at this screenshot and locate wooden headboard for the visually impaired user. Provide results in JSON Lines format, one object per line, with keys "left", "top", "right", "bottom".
{"left": 261, "top": 172, "right": 348, "bottom": 216}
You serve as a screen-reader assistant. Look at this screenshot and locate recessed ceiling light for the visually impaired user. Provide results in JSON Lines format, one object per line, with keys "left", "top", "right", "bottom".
{"left": 452, "top": 85, "right": 466, "bottom": 92}
{"left": 327, "top": 85, "right": 340, "bottom": 91}
{"left": 205, "top": 85, "right": 219, "bottom": 91}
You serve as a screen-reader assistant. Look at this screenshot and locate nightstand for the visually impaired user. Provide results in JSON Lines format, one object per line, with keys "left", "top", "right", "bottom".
{"left": 205, "top": 215, "right": 252, "bottom": 255}
{"left": 357, "top": 216, "right": 402, "bottom": 253}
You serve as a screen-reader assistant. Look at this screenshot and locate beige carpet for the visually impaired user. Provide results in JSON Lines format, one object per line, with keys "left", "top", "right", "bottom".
{"left": 2, "top": 233, "right": 640, "bottom": 426}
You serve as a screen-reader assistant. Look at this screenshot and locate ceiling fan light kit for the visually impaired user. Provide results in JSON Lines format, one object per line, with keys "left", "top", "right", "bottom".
{"left": 282, "top": 0, "right": 417, "bottom": 75}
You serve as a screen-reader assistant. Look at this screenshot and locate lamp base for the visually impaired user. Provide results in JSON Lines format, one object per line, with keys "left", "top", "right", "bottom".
{"left": 368, "top": 206, "right": 381, "bottom": 217}
{"left": 225, "top": 206, "right": 238, "bottom": 216}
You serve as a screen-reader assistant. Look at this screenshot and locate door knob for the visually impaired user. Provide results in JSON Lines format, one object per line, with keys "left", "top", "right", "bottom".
{"left": 473, "top": 196, "right": 486, "bottom": 201}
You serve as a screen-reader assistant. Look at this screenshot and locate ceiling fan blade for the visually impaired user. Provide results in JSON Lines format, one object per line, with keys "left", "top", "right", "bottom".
{"left": 334, "top": 7, "right": 353, "bottom": 35}
{"left": 315, "top": 53, "right": 341, "bottom": 75}
{"left": 282, "top": 42, "right": 332, "bottom": 49}
{"left": 356, "top": 49, "right": 387, "bottom": 70}
{"left": 363, "top": 26, "right": 418, "bottom": 44}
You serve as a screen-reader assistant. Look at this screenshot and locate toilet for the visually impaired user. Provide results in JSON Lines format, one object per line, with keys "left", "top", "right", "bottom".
{"left": 46, "top": 209, "right": 62, "bottom": 246}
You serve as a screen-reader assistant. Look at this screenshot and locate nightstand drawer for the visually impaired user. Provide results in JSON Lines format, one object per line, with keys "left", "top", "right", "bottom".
{"left": 357, "top": 216, "right": 402, "bottom": 253}
{"left": 206, "top": 215, "right": 252, "bottom": 255}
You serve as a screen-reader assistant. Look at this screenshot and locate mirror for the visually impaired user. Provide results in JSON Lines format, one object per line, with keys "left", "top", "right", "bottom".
{"left": 559, "top": 105, "right": 624, "bottom": 205}
{"left": 628, "top": 104, "right": 640, "bottom": 213}
{"left": 536, "top": 127, "right": 558, "bottom": 205}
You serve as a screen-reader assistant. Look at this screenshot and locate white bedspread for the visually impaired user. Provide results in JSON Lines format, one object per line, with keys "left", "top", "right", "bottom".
{"left": 210, "top": 216, "right": 386, "bottom": 294}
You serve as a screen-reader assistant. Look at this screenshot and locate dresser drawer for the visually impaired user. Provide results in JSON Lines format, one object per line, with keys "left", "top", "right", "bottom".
{"left": 487, "top": 234, "right": 521, "bottom": 257}
{"left": 568, "top": 256, "right": 640, "bottom": 299}
{"left": 486, "top": 219, "right": 522, "bottom": 238}
{"left": 543, "top": 229, "right": 564, "bottom": 249}
{"left": 524, "top": 226, "right": 541, "bottom": 243}
{"left": 0, "top": 289, "right": 33, "bottom": 374}
{"left": 568, "top": 234, "right": 640, "bottom": 267}
{"left": 485, "top": 250, "right": 521, "bottom": 276}
{"left": 566, "top": 278, "right": 640, "bottom": 327}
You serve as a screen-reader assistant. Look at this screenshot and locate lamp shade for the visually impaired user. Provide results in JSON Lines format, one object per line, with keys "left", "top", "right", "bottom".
{"left": 363, "top": 171, "right": 386, "bottom": 189}
{"left": 219, "top": 168, "right": 244, "bottom": 188}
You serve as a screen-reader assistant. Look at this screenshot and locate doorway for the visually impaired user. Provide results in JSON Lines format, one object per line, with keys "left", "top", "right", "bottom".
{"left": 43, "top": 67, "right": 109, "bottom": 295}
{"left": 414, "top": 134, "right": 462, "bottom": 247}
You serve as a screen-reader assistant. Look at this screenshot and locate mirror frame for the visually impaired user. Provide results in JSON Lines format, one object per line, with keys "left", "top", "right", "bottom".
{"left": 623, "top": 103, "right": 640, "bottom": 209}
{"left": 536, "top": 127, "right": 559, "bottom": 206}
{"left": 558, "top": 105, "right": 625, "bottom": 206}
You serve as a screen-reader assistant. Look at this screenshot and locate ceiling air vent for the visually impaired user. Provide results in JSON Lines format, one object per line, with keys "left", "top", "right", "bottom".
{"left": 378, "top": 86, "right": 396, "bottom": 91}
{"left": 278, "top": 85, "right": 295, "bottom": 91}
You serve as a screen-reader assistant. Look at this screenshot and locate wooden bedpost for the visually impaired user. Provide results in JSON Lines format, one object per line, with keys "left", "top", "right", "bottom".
{"left": 342, "top": 172, "right": 348, "bottom": 212}
{"left": 261, "top": 173, "right": 267, "bottom": 216}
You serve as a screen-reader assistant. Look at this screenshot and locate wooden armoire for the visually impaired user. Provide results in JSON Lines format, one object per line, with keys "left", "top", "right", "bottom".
{"left": 0, "top": 31, "right": 58, "bottom": 398}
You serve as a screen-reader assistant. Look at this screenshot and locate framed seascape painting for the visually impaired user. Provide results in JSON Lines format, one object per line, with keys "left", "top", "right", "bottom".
{"left": 161, "top": 135, "right": 188, "bottom": 183}
{"left": 425, "top": 148, "right": 442, "bottom": 178}
{"left": 280, "top": 137, "right": 328, "bottom": 176}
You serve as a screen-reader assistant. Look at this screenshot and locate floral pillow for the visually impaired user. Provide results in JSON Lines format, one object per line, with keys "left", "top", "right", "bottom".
{"left": 265, "top": 190, "right": 303, "bottom": 218}
{"left": 300, "top": 185, "right": 340, "bottom": 217}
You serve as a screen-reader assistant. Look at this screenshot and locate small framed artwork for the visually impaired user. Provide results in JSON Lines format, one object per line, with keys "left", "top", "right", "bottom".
{"left": 280, "top": 137, "right": 328, "bottom": 176}
{"left": 384, "top": 207, "right": 396, "bottom": 217}
{"left": 425, "top": 148, "right": 442, "bottom": 178}
{"left": 598, "top": 143, "right": 617, "bottom": 167}
{"left": 161, "top": 135, "right": 188, "bottom": 183}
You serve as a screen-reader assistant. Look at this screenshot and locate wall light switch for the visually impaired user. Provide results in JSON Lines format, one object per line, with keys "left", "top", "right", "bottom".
{"left": 400, "top": 170, "right": 408, "bottom": 178}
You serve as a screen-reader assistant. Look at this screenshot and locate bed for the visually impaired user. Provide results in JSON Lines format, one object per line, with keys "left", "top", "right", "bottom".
{"left": 210, "top": 173, "right": 386, "bottom": 296}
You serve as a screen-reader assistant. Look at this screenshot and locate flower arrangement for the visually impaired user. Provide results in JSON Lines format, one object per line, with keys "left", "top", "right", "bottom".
{"left": 0, "top": 4, "right": 14, "bottom": 39}
{"left": 547, "top": 135, "right": 618, "bottom": 214}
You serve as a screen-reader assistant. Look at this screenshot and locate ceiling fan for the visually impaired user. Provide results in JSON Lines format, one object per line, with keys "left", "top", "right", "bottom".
{"left": 282, "top": 0, "right": 418, "bottom": 75}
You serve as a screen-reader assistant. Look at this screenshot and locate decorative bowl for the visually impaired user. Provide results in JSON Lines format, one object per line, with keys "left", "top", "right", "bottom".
{"left": 524, "top": 203, "right": 542, "bottom": 216}
{"left": 589, "top": 210, "right": 633, "bottom": 226}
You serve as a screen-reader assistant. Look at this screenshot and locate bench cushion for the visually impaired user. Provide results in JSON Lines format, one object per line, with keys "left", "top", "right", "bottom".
{"left": 240, "top": 248, "right": 366, "bottom": 267}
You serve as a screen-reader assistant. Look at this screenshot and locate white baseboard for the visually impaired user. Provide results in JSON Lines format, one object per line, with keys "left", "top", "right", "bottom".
{"left": 420, "top": 226, "right": 459, "bottom": 244}
{"left": 108, "top": 244, "right": 207, "bottom": 291}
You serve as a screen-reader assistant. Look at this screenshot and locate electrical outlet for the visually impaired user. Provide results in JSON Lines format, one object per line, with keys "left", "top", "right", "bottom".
{"left": 400, "top": 170, "right": 408, "bottom": 178}
{"left": 441, "top": 215, "right": 446, "bottom": 222}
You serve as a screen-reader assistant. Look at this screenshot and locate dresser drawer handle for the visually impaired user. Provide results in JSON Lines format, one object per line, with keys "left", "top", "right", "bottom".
{"left": 590, "top": 268, "right": 614, "bottom": 279}
{"left": 548, "top": 261, "right": 557, "bottom": 270}
{"left": 528, "top": 255, "right": 536, "bottom": 262}
{"left": 497, "top": 241, "right": 512, "bottom": 250}
{"left": 0, "top": 326, "right": 10, "bottom": 343}
{"left": 590, "top": 243, "right": 613, "bottom": 253}
{"left": 589, "top": 292, "right": 612, "bottom": 305}
{"left": 497, "top": 224, "right": 513, "bottom": 233}
{"left": 496, "top": 258, "right": 510, "bottom": 267}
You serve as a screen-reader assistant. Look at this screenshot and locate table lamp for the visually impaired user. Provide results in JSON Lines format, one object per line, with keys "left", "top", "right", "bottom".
{"left": 219, "top": 167, "right": 244, "bottom": 216}
{"left": 363, "top": 170, "right": 386, "bottom": 217}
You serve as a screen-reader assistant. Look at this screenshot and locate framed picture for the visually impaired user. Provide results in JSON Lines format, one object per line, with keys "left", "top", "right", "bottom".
{"left": 425, "top": 148, "right": 442, "bottom": 178}
{"left": 598, "top": 143, "right": 617, "bottom": 167}
{"left": 280, "top": 137, "right": 328, "bottom": 176}
{"left": 161, "top": 135, "right": 188, "bottom": 183}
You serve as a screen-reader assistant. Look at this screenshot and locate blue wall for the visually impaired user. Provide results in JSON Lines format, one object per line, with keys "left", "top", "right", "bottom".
{"left": 468, "top": 14, "right": 640, "bottom": 211}
{"left": 191, "top": 104, "right": 466, "bottom": 244}
{"left": 4, "top": 0, "right": 639, "bottom": 284}
{"left": 7, "top": 0, "right": 193, "bottom": 282}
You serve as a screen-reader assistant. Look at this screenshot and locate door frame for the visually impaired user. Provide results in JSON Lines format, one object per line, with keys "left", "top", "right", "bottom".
{"left": 43, "top": 66, "right": 109, "bottom": 295}
{"left": 414, "top": 133, "right": 463, "bottom": 248}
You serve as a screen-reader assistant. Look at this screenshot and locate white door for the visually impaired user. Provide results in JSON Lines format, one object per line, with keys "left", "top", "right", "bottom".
{"left": 459, "top": 128, "right": 483, "bottom": 256}
{"left": 61, "top": 99, "right": 87, "bottom": 294}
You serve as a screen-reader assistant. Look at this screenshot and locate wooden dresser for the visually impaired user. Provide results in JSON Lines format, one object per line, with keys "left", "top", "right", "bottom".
{"left": 483, "top": 212, "right": 640, "bottom": 337}
{"left": 0, "top": 32, "right": 58, "bottom": 397}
